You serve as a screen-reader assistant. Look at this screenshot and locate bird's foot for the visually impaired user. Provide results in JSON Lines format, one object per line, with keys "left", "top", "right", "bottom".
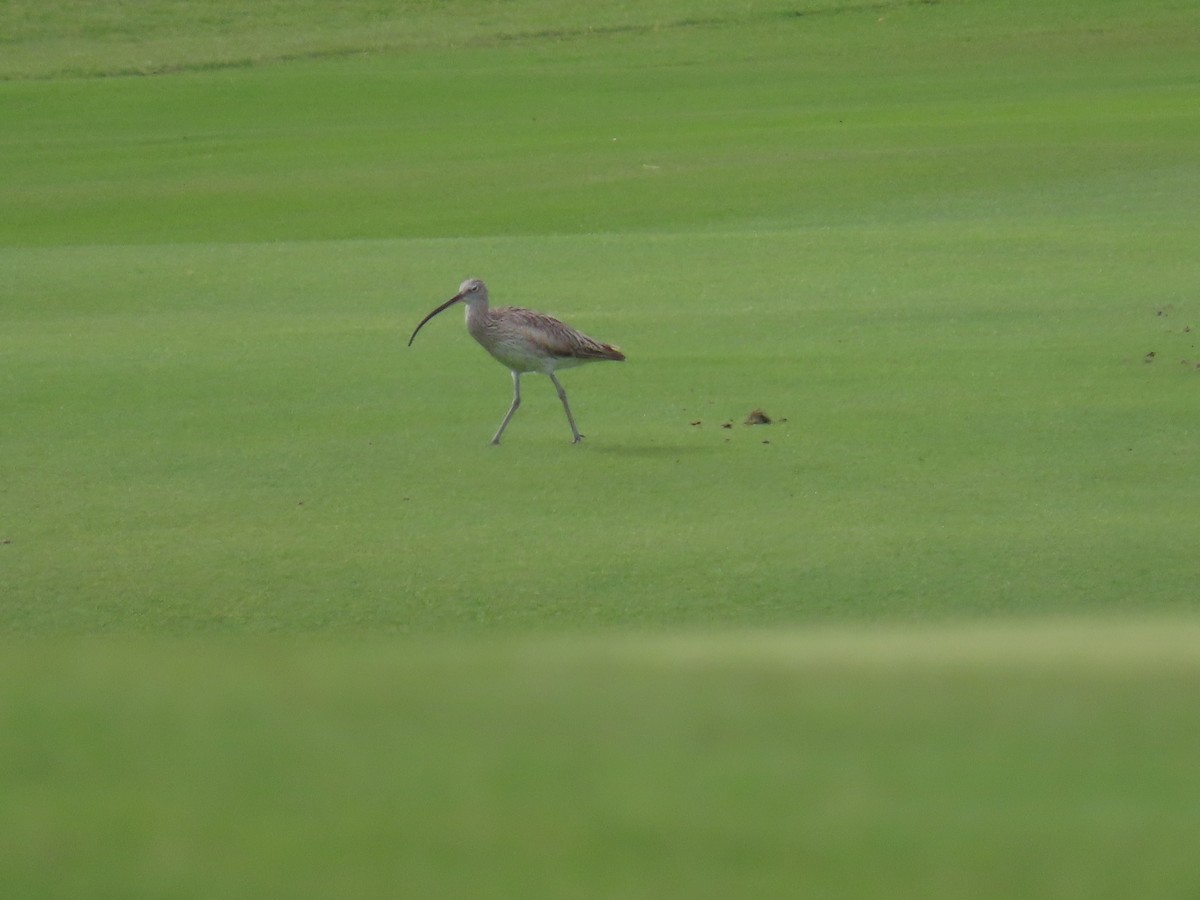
{"left": 571, "top": 434, "right": 585, "bottom": 444}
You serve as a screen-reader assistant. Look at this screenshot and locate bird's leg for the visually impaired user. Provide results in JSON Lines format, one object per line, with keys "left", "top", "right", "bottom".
{"left": 548, "top": 372, "right": 583, "bottom": 444}
{"left": 490, "top": 371, "right": 521, "bottom": 445}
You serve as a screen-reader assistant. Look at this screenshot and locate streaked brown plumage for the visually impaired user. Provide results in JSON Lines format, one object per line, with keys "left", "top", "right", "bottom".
{"left": 408, "top": 278, "right": 624, "bottom": 444}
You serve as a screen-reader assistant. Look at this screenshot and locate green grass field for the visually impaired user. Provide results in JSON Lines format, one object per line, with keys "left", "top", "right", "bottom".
{"left": 3, "top": 0, "right": 1200, "bottom": 895}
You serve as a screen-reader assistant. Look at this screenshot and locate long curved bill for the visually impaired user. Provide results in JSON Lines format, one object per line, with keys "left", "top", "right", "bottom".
{"left": 407, "top": 292, "right": 464, "bottom": 346}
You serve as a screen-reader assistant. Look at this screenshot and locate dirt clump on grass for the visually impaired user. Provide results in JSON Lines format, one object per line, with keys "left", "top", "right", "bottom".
{"left": 744, "top": 408, "right": 772, "bottom": 425}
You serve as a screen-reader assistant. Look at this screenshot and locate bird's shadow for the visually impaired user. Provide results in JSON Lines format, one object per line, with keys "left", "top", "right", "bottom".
{"left": 585, "top": 443, "right": 717, "bottom": 457}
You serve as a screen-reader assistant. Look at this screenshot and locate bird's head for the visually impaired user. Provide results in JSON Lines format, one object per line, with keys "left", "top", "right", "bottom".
{"left": 457, "top": 278, "right": 486, "bottom": 298}
{"left": 408, "top": 278, "right": 487, "bottom": 346}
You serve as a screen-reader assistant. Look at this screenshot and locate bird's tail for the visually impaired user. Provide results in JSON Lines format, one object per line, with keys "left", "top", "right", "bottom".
{"left": 571, "top": 340, "right": 625, "bottom": 362}
{"left": 600, "top": 343, "right": 626, "bottom": 362}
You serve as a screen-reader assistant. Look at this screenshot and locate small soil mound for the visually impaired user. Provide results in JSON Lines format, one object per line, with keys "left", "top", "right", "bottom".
{"left": 744, "top": 409, "right": 772, "bottom": 425}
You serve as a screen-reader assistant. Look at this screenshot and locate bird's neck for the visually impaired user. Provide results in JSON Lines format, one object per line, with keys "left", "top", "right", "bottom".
{"left": 464, "top": 299, "right": 491, "bottom": 338}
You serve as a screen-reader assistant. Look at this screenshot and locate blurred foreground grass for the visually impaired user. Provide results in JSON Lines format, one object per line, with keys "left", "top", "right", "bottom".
{"left": 3, "top": 619, "right": 1200, "bottom": 898}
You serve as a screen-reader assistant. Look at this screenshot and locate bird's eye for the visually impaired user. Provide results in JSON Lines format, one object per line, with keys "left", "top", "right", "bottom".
{"left": 469, "top": 283, "right": 480, "bottom": 292}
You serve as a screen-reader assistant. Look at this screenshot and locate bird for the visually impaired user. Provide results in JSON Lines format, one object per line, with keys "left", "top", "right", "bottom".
{"left": 408, "top": 278, "right": 625, "bottom": 445}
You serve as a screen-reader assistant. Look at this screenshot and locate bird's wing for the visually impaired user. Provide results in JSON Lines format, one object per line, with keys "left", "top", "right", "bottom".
{"left": 501, "top": 307, "right": 625, "bottom": 361}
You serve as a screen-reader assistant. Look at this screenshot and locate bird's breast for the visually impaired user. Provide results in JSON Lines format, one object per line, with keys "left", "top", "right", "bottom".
{"left": 468, "top": 318, "right": 549, "bottom": 373}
